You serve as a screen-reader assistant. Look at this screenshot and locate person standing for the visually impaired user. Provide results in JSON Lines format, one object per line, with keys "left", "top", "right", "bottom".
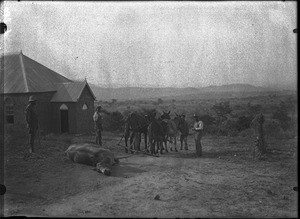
{"left": 192, "top": 114, "right": 204, "bottom": 157}
{"left": 93, "top": 106, "right": 104, "bottom": 146}
{"left": 25, "top": 95, "right": 39, "bottom": 153}
{"left": 179, "top": 114, "right": 189, "bottom": 150}
{"left": 93, "top": 106, "right": 111, "bottom": 146}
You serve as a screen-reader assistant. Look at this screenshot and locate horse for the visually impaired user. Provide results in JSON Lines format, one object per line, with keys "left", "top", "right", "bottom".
{"left": 147, "top": 110, "right": 168, "bottom": 156}
{"left": 161, "top": 112, "right": 181, "bottom": 152}
{"left": 123, "top": 111, "right": 151, "bottom": 153}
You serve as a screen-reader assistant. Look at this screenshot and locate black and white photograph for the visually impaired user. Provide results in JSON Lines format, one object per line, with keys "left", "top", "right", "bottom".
{"left": 0, "top": 1, "right": 297, "bottom": 217}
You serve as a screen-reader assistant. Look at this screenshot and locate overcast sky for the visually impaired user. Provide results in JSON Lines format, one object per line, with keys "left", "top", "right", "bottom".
{"left": 2, "top": 1, "right": 297, "bottom": 89}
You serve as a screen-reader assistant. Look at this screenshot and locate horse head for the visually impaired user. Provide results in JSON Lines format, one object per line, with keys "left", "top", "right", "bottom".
{"left": 161, "top": 111, "right": 171, "bottom": 120}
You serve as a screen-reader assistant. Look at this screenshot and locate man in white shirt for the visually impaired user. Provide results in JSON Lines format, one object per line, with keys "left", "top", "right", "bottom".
{"left": 192, "top": 114, "right": 203, "bottom": 157}
{"left": 93, "top": 106, "right": 104, "bottom": 145}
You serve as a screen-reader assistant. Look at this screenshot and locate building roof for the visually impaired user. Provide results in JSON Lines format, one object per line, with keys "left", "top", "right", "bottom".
{"left": 1, "top": 51, "right": 72, "bottom": 94}
{"left": 50, "top": 80, "right": 96, "bottom": 102}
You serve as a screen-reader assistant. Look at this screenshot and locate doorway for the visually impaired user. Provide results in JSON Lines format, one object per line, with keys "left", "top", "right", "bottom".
{"left": 60, "top": 104, "right": 69, "bottom": 133}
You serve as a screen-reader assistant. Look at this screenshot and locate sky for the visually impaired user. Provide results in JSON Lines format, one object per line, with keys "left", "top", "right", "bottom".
{"left": 1, "top": 1, "right": 297, "bottom": 89}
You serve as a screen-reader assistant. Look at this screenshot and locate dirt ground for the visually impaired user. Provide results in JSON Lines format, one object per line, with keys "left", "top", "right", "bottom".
{"left": 3, "top": 131, "right": 298, "bottom": 218}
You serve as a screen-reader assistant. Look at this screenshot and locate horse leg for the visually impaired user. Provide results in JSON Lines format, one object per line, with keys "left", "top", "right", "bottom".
{"left": 138, "top": 132, "right": 141, "bottom": 151}
{"left": 184, "top": 136, "right": 188, "bottom": 150}
{"left": 174, "top": 136, "right": 178, "bottom": 152}
{"left": 124, "top": 131, "right": 129, "bottom": 153}
{"left": 129, "top": 132, "right": 135, "bottom": 154}
{"left": 144, "top": 133, "right": 149, "bottom": 152}
{"left": 180, "top": 135, "right": 183, "bottom": 150}
{"left": 164, "top": 136, "right": 168, "bottom": 153}
{"left": 155, "top": 140, "right": 159, "bottom": 155}
{"left": 149, "top": 138, "right": 154, "bottom": 155}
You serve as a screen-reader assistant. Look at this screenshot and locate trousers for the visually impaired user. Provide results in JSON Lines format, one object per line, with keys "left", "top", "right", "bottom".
{"left": 180, "top": 134, "right": 188, "bottom": 150}
{"left": 29, "top": 128, "right": 37, "bottom": 152}
{"left": 194, "top": 131, "right": 203, "bottom": 157}
{"left": 95, "top": 128, "right": 102, "bottom": 146}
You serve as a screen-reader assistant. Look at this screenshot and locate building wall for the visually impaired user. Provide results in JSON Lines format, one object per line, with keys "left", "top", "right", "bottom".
{"left": 3, "top": 92, "right": 55, "bottom": 137}
{"left": 76, "top": 86, "right": 95, "bottom": 134}
{"left": 3, "top": 85, "right": 96, "bottom": 136}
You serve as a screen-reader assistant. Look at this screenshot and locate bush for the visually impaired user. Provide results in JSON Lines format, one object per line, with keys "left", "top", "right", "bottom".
{"left": 103, "top": 111, "right": 124, "bottom": 132}
{"left": 263, "top": 119, "right": 284, "bottom": 138}
{"left": 238, "top": 128, "right": 255, "bottom": 138}
{"left": 157, "top": 98, "right": 163, "bottom": 104}
{"left": 219, "top": 118, "right": 239, "bottom": 136}
{"left": 199, "top": 114, "right": 216, "bottom": 127}
{"left": 272, "top": 104, "right": 292, "bottom": 131}
{"left": 236, "top": 116, "right": 253, "bottom": 132}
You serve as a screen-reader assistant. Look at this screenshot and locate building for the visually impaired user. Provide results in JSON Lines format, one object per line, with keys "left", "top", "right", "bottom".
{"left": 1, "top": 51, "right": 96, "bottom": 136}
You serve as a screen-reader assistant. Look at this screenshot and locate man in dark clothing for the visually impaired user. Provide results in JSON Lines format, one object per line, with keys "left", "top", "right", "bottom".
{"left": 93, "top": 106, "right": 111, "bottom": 146}
{"left": 179, "top": 114, "right": 189, "bottom": 151}
{"left": 93, "top": 106, "right": 104, "bottom": 146}
{"left": 25, "top": 95, "right": 39, "bottom": 153}
{"left": 192, "top": 114, "right": 204, "bottom": 157}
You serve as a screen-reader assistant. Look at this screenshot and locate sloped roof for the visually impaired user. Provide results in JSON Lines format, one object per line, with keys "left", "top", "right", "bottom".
{"left": 51, "top": 80, "right": 96, "bottom": 102}
{"left": 1, "top": 51, "right": 72, "bottom": 94}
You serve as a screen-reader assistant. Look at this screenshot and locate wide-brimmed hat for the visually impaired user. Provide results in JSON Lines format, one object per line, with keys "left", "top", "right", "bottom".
{"left": 28, "top": 95, "right": 37, "bottom": 102}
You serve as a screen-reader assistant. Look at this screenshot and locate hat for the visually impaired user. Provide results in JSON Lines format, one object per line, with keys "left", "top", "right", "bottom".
{"left": 96, "top": 106, "right": 102, "bottom": 110}
{"left": 28, "top": 95, "right": 37, "bottom": 102}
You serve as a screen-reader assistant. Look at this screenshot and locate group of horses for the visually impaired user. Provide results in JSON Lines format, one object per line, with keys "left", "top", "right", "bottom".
{"left": 123, "top": 110, "right": 189, "bottom": 156}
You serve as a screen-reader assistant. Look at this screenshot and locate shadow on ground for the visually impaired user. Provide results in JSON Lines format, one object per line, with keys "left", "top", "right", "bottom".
{"left": 111, "top": 162, "right": 146, "bottom": 178}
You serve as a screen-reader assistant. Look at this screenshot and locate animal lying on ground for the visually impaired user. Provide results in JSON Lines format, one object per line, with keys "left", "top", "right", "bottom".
{"left": 65, "top": 143, "right": 131, "bottom": 176}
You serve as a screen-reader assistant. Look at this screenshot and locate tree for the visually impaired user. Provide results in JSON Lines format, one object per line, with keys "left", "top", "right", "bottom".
{"left": 211, "top": 101, "right": 232, "bottom": 135}
{"left": 199, "top": 114, "right": 216, "bottom": 127}
{"left": 157, "top": 98, "right": 163, "bottom": 104}
{"left": 272, "top": 101, "right": 292, "bottom": 131}
{"left": 247, "top": 103, "right": 262, "bottom": 117}
{"left": 236, "top": 116, "right": 253, "bottom": 132}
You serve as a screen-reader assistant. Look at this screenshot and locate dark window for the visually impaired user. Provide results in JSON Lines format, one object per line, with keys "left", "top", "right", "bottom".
{"left": 5, "top": 102, "right": 14, "bottom": 124}
{"left": 82, "top": 103, "right": 88, "bottom": 110}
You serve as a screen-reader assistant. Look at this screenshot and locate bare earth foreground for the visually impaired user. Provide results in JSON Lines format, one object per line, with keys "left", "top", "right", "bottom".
{"left": 4, "top": 132, "right": 298, "bottom": 217}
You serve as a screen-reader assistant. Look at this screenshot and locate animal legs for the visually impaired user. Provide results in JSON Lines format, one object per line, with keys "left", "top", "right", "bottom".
{"left": 184, "top": 136, "right": 188, "bottom": 150}
{"left": 124, "top": 129, "right": 130, "bottom": 153}
{"left": 144, "top": 133, "right": 149, "bottom": 152}
{"left": 174, "top": 137, "right": 178, "bottom": 152}
{"left": 129, "top": 132, "right": 135, "bottom": 154}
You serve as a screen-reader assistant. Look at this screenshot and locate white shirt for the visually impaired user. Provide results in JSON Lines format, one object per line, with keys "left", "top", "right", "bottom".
{"left": 93, "top": 112, "right": 103, "bottom": 122}
{"left": 194, "top": 121, "right": 203, "bottom": 130}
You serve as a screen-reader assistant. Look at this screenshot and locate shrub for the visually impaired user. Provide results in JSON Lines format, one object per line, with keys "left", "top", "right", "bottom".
{"left": 103, "top": 110, "right": 124, "bottom": 132}
{"left": 236, "top": 116, "right": 253, "bottom": 132}
{"left": 157, "top": 98, "right": 163, "bottom": 104}
{"left": 219, "top": 118, "right": 239, "bottom": 136}
{"left": 272, "top": 102, "right": 292, "bottom": 131}
{"left": 238, "top": 128, "right": 255, "bottom": 138}
{"left": 263, "top": 119, "right": 284, "bottom": 138}
{"left": 199, "top": 114, "right": 216, "bottom": 127}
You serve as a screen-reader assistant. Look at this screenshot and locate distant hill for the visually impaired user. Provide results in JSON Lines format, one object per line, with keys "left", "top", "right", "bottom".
{"left": 89, "top": 83, "right": 287, "bottom": 101}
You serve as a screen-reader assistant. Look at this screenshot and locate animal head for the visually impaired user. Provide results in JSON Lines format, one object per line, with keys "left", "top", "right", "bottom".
{"left": 173, "top": 113, "right": 184, "bottom": 127}
{"left": 161, "top": 111, "right": 171, "bottom": 120}
{"left": 96, "top": 163, "right": 111, "bottom": 176}
{"left": 147, "top": 110, "right": 157, "bottom": 121}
